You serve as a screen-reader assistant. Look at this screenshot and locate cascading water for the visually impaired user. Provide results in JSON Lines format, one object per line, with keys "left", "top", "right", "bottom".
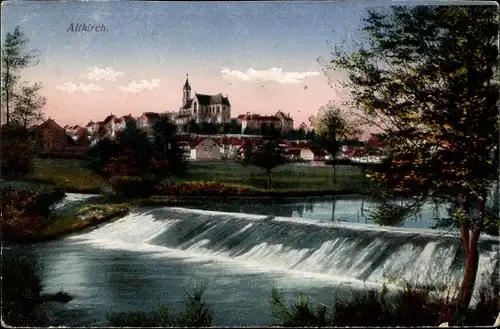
{"left": 69, "top": 206, "right": 499, "bottom": 292}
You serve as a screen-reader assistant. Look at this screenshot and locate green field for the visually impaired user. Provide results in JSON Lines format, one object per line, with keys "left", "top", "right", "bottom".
{"left": 27, "top": 158, "right": 367, "bottom": 193}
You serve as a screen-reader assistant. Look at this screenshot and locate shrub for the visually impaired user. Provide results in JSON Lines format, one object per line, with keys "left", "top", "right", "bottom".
{"left": 1, "top": 127, "right": 36, "bottom": 179}
{"left": 109, "top": 175, "right": 156, "bottom": 199}
{"left": 107, "top": 306, "right": 169, "bottom": 327}
{"left": 175, "top": 286, "right": 214, "bottom": 327}
{"left": 159, "top": 181, "right": 252, "bottom": 196}
{"left": 2, "top": 187, "right": 66, "bottom": 239}
{"left": 107, "top": 286, "right": 213, "bottom": 327}
{"left": 269, "top": 279, "right": 499, "bottom": 327}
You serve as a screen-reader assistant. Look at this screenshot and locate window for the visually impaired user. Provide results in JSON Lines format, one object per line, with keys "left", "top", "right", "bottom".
{"left": 204, "top": 145, "right": 213, "bottom": 152}
{"left": 194, "top": 102, "right": 197, "bottom": 114}
{"left": 217, "top": 106, "right": 220, "bottom": 114}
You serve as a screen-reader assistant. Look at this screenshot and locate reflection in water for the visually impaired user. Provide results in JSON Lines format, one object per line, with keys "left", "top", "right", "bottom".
{"left": 187, "top": 197, "right": 449, "bottom": 229}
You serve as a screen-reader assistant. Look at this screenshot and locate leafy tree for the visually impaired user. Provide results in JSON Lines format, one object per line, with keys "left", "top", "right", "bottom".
{"left": 183, "top": 119, "right": 200, "bottom": 134}
{"left": 11, "top": 82, "right": 46, "bottom": 128}
{"left": 1, "top": 27, "right": 42, "bottom": 178}
{"left": 315, "top": 102, "right": 361, "bottom": 185}
{"left": 247, "top": 140, "right": 287, "bottom": 189}
{"left": 1, "top": 26, "right": 40, "bottom": 125}
{"left": 1, "top": 125, "right": 36, "bottom": 179}
{"left": 261, "top": 123, "right": 282, "bottom": 140}
{"left": 227, "top": 119, "right": 242, "bottom": 134}
{"left": 150, "top": 116, "right": 187, "bottom": 184}
{"left": 199, "top": 121, "right": 217, "bottom": 135}
{"left": 84, "top": 137, "right": 119, "bottom": 177}
{"left": 328, "top": 5, "right": 498, "bottom": 322}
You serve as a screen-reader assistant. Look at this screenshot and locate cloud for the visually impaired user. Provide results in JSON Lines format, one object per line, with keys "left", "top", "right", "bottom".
{"left": 56, "top": 82, "right": 105, "bottom": 93}
{"left": 221, "top": 67, "right": 320, "bottom": 85}
{"left": 83, "top": 66, "right": 124, "bottom": 81}
{"left": 117, "top": 79, "right": 160, "bottom": 93}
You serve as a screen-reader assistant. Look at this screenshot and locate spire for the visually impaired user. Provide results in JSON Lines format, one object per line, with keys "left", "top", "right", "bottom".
{"left": 184, "top": 73, "right": 191, "bottom": 90}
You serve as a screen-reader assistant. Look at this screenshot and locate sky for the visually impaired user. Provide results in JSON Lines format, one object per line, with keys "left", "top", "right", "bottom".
{"left": 1, "top": 0, "right": 386, "bottom": 128}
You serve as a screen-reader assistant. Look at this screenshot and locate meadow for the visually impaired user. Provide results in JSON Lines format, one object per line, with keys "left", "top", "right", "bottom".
{"left": 26, "top": 158, "right": 367, "bottom": 194}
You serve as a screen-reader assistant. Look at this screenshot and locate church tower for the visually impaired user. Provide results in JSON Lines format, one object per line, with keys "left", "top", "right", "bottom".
{"left": 182, "top": 74, "right": 191, "bottom": 107}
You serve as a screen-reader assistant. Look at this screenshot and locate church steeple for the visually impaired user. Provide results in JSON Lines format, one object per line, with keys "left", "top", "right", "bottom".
{"left": 184, "top": 74, "right": 191, "bottom": 90}
{"left": 183, "top": 73, "right": 191, "bottom": 106}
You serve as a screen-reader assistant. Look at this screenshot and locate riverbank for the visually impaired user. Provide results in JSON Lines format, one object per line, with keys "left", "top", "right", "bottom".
{"left": 4, "top": 200, "right": 129, "bottom": 244}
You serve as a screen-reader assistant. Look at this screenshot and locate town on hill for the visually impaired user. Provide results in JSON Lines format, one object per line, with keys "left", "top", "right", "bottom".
{"left": 27, "top": 74, "right": 386, "bottom": 163}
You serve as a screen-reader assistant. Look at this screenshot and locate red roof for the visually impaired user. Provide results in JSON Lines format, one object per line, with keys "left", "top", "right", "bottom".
{"left": 190, "top": 137, "right": 222, "bottom": 148}
{"left": 237, "top": 114, "right": 281, "bottom": 122}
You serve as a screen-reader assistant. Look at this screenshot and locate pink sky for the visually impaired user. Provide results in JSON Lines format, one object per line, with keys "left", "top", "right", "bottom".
{"left": 4, "top": 1, "right": 367, "bottom": 131}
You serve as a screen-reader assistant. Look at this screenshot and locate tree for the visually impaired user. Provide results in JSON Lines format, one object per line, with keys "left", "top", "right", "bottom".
{"left": 183, "top": 119, "right": 199, "bottom": 134}
{"left": 1, "top": 26, "right": 40, "bottom": 125}
{"left": 150, "top": 116, "right": 187, "bottom": 184}
{"left": 247, "top": 141, "right": 287, "bottom": 189}
{"left": 328, "top": 5, "right": 498, "bottom": 323}
{"left": 261, "top": 123, "right": 282, "bottom": 140}
{"left": 11, "top": 82, "right": 46, "bottom": 128}
{"left": 315, "top": 101, "right": 361, "bottom": 185}
{"left": 228, "top": 119, "right": 242, "bottom": 134}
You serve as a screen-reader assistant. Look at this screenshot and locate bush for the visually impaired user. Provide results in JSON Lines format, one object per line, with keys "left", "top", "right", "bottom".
{"left": 175, "top": 286, "right": 214, "bottom": 327}
{"left": 2, "top": 187, "right": 66, "bottom": 239}
{"left": 107, "top": 286, "right": 213, "bottom": 327}
{"left": 1, "top": 126, "right": 36, "bottom": 179}
{"left": 159, "top": 181, "right": 252, "bottom": 196}
{"left": 109, "top": 175, "right": 156, "bottom": 199}
{"left": 107, "top": 306, "right": 170, "bottom": 327}
{"left": 269, "top": 279, "right": 500, "bottom": 327}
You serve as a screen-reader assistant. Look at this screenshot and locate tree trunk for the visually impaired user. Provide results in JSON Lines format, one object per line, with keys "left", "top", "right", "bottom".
{"left": 332, "top": 164, "right": 337, "bottom": 188}
{"left": 4, "top": 67, "right": 10, "bottom": 125}
{"left": 454, "top": 196, "right": 485, "bottom": 325}
{"left": 331, "top": 196, "right": 337, "bottom": 221}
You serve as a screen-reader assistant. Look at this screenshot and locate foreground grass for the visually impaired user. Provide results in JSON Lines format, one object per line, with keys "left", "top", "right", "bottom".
{"left": 105, "top": 280, "right": 499, "bottom": 327}
{"left": 27, "top": 158, "right": 368, "bottom": 194}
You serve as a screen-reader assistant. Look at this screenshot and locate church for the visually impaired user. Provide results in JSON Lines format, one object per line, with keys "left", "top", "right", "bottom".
{"left": 176, "top": 75, "right": 231, "bottom": 124}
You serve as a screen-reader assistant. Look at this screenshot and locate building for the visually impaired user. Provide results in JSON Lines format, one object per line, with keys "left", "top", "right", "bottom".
{"left": 300, "top": 147, "right": 328, "bottom": 162}
{"left": 275, "top": 111, "right": 294, "bottom": 131}
{"left": 176, "top": 74, "right": 231, "bottom": 125}
{"left": 189, "top": 137, "right": 222, "bottom": 160}
{"left": 236, "top": 111, "right": 294, "bottom": 133}
{"left": 34, "top": 119, "right": 68, "bottom": 153}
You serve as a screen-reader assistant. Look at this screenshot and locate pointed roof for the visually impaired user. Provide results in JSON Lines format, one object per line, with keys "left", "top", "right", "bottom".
{"left": 183, "top": 74, "right": 191, "bottom": 90}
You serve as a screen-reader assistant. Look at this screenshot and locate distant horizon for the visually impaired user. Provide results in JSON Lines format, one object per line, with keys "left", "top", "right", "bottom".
{"left": 2, "top": 1, "right": 379, "bottom": 129}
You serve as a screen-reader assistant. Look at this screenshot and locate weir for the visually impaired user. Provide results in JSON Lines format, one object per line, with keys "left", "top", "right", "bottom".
{"left": 69, "top": 206, "right": 499, "bottom": 288}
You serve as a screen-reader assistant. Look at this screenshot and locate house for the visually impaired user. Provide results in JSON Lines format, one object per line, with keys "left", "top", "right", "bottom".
{"left": 298, "top": 122, "right": 308, "bottom": 131}
{"left": 102, "top": 114, "right": 117, "bottom": 132}
{"left": 236, "top": 111, "right": 294, "bottom": 133}
{"left": 34, "top": 119, "right": 68, "bottom": 153}
{"left": 300, "top": 147, "right": 328, "bottom": 162}
{"left": 237, "top": 113, "right": 282, "bottom": 132}
{"left": 274, "top": 111, "right": 294, "bottom": 131}
{"left": 189, "top": 137, "right": 222, "bottom": 160}
{"left": 178, "top": 75, "right": 231, "bottom": 124}
{"left": 138, "top": 112, "right": 161, "bottom": 130}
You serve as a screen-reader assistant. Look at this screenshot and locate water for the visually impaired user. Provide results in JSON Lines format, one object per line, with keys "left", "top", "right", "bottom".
{"left": 184, "top": 196, "right": 450, "bottom": 229}
{"left": 6, "top": 194, "right": 499, "bottom": 327}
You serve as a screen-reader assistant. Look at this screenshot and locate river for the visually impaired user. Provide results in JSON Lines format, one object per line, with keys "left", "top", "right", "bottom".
{"left": 6, "top": 194, "right": 499, "bottom": 326}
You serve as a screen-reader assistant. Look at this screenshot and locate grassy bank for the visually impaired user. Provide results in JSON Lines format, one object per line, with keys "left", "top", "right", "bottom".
{"left": 26, "top": 158, "right": 369, "bottom": 195}
{"left": 5, "top": 199, "right": 129, "bottom": 243}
